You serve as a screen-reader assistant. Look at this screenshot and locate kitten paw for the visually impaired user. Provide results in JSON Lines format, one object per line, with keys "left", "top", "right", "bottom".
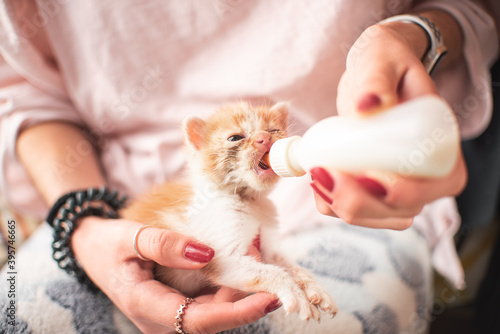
{"left": 279, "top": 284, "right": 321, "bottom": 322}
{"left": 290, "top": 267, "right": 338, "bottom": 318}
{"left": 303, "top": 282, "right": 337, "bottom": 317}
{"left": 279, "top": 281, "right": 338, "bottom": 322}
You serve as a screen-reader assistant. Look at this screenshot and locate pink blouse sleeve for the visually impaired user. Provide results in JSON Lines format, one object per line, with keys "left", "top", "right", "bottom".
{"left": 0, "top": 56, "right": 82, "bottom": 218}
{"left": 416, "top": 0, "right": 499, "bottom": 139}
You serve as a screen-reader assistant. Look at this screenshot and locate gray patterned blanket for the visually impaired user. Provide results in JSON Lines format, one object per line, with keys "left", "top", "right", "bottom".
{"left": 1, "top": 221, "right": 432, "bottom": 334}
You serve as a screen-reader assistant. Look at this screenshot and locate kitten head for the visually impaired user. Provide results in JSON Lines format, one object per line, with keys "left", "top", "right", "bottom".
{"left": 183, "top": 102, "right": 288, "bottom": 197}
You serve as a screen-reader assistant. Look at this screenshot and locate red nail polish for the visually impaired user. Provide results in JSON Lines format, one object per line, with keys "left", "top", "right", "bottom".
{"left": 356, "top": 176, "right": 387, "bottom": 198}
{"left": 265, "top": 299, "right": 282, "bottom": 314}
{"left": 184, "top": 242, "right": 215, "bottom": 263}
{"left": 357, "top": 93, "right": 382, "bottom": 111}
{"left": 310, "top": 167, "right": 334, "bottom": 192}
{"left": 310, "top": 183, "right": 333, "bottom": 205}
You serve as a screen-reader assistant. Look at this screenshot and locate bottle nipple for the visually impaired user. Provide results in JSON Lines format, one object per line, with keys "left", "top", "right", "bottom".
{"left": 262, "top": 152, "right": 270, "bottom": 167}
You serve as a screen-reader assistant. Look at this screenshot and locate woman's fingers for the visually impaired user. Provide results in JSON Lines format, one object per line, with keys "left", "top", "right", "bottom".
{"left": 311, "top": 189, "right": 414, "bottom": 230}
{"left": 309, "top": 155, "right": 466, "bottom": 229}
{"left": 377, "top": 151, "right": 467, "bottom": 208}
{"left": 126, "top": 279, "right": 278, "bottom": 334}
{"left": 186, "top": 292, "right": 279, "bottom": 334}
{"left": 122, "top": 280, "right": 186, "bottom": 331}
{"left": 131, "top": 224, "right": 215, "bottom": 269}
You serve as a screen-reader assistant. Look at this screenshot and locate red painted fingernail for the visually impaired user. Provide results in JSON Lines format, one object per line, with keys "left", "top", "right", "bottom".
{"left": 310, "top": 167, "right": 334, "bottom": 192}
{"left": 357, "top": 93, "right": 382, "bottom": 111}
{"left": 310, "top": 183, "right": 333, "bottom": 205}
{"left": 184, "top": 242, "right": 215, "bottom": 263}
{"left": 265, "top": 299, "right": 282, "bottom": 314}
{"left": 356, "top": 176, "right": 387, "bottom": 198}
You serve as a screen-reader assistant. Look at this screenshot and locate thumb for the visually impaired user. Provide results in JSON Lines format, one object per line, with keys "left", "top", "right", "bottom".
{"left": 132, "top": 224, "right": 215, "bottom": 269}
{"left": 344, "top": 58, "right": 438, "bottom": 115}
{"left": 349, "top": 55, "right": 400, "bottom": 114}
{"left": 353, "top": 61, "right": 438, "bottom": 112}
{"left": 340, "top": 25, "right": 438, "bottom": 115}
{"left": 336, "top": 60, "right": 400, "bottom": 117}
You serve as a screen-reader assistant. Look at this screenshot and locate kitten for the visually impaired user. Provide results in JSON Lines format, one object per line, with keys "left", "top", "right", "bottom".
{"left": 121, "top": 102, "right": 337, "bottom": 321}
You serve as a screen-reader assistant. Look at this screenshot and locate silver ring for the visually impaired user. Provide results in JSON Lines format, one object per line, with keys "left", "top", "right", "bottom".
{"left": 174, "top": 298, "right": 195, "bottom": 334}
{"left": 133, "top": 225, "right": 152, "bottom": 261}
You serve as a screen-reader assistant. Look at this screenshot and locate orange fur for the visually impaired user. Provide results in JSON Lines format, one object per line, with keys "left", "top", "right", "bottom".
{"left": 121, "top": 182, "right": 192, "bottom": 229}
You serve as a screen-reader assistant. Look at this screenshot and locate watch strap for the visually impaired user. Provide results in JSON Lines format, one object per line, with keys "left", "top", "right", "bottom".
{"left": 380, "top": 14, "right": 448, "bottom": 75}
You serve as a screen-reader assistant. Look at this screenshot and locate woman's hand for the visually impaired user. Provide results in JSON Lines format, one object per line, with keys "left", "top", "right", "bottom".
{"left": 309, "top": 157, "right": 466, "bottom": 230}
{"left": 311, "top": 12, "right": 467, "bottom": 230}
{"left": 72, "top": 217, "right": 278, "bottom": 334}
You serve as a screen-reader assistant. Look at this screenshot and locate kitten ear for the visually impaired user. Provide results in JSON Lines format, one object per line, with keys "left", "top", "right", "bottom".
{"left": 270, "top": 102, "right": 289, "bottom": 129}
{"left": 183, "top": 116, "right": 206, "bottom": 150}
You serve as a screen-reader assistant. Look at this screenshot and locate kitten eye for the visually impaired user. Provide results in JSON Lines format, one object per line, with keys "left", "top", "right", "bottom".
{"left": 227, "top": 134, "right": 245, "bottom": 142}
{"left": 269, "top": 129, "right": 280, "bottom": 133}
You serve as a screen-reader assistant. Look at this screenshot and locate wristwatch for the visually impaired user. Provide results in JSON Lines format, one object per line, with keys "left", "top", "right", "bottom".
{"left": 380, "top": 14, "right": 448, "bottom": 75}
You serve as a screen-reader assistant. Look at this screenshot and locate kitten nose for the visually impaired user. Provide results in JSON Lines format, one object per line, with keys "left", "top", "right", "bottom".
{"left": 253, "top": 132, "right": 272, "bottom": 149}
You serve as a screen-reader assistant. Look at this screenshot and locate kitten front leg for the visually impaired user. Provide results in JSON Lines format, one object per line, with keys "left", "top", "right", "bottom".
{"left": 203, "top": 255, "right": 322, "bottom": 321}
{"left": 260, "top": 227, "right": 337, "bottom": 317}
{"left": 266, "top": 252, "right": 337, "bottom": 317}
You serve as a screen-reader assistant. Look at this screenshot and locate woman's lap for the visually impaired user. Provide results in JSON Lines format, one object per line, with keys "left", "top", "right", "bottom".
{"left": 1, "top": 222, "right": 432, "bottom": 334}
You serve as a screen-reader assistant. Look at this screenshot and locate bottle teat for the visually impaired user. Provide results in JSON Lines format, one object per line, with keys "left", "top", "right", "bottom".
{"left": 262, "top": 152, "right": 270, "bottom": 167}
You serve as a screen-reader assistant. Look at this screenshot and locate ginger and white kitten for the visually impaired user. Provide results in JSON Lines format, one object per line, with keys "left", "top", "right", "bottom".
{"left": 122, "top": 102, "right": 337, "bottom": 321}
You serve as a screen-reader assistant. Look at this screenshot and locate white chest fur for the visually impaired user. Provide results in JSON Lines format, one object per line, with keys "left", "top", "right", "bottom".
{"left": 183, "top": 180, "right": 278, "bottom": 256}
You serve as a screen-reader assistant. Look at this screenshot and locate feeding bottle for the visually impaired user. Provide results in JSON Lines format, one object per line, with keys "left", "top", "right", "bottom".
{"left": 268, "top": 95, "right": 460, "bottom": 178}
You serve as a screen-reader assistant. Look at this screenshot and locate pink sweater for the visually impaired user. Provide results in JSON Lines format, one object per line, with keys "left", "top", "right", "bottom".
{"left": 1, "top": 0, "right": 498, "bottom": 289}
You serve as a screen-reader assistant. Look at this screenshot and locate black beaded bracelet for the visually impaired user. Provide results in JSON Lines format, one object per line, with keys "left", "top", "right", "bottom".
{"left": 45, "top": 187, "right": 127, "bottom": 290}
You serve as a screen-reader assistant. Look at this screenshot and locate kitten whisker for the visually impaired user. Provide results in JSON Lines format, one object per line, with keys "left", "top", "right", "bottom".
{"left": 286, "top": 119, "right": 297, "bottom": 136}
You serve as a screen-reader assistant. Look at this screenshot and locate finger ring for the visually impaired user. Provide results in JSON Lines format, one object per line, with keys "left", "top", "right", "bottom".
{"left": 174, "top": 297, "right": 195, "bottom": 334}
{"left": 133, "top": 225, "right": 152, "bottom": 261}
